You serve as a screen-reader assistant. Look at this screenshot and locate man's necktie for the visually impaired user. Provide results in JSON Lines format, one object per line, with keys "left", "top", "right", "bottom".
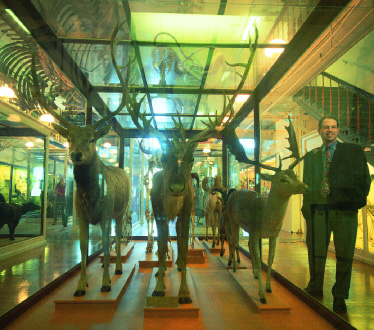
{"left": 321, "top": 147, "right": 332, "bottom": 197}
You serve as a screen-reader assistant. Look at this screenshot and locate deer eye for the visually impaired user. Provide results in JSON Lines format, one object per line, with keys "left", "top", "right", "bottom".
{"left": 280, "top": 178, "right": 288, "bottom": 183}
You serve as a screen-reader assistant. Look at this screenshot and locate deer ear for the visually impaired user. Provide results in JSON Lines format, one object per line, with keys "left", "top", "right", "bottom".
{"left": 52, "top": 123, "right": 69, "bottom": 138}
{"left": 95, "top": 125, "right": 112, "bottom": 140}
{"left": 259, "top": 173, "right": 273, "bottom": 181}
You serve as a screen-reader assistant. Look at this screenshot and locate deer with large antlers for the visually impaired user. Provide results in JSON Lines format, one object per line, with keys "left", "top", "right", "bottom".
{"left": 30, "top": 28, "right": 131, "bottom": 296}
{"left": 224, "top": 117, "right": 308, "bottom": 303}
{"left": 115, "top": 27, "right": 258, "bottom": 303}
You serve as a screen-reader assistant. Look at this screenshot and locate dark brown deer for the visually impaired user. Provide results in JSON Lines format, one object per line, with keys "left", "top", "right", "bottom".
{"left": 120, "top": 27, "right": 258, "bottom": 303}
{"left": 225, "top": 117, "right": 308, "bottom": 303}
{"left": 30, "top": 28, "right": 131, "bottom": 296}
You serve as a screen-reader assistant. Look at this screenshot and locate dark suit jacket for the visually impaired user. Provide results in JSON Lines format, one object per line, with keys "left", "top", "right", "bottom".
{"left": 302, "top": 141, "right": 371, "bottom": 219}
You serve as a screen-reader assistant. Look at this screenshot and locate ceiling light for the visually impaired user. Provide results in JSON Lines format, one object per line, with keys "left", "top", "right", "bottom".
{"left": 265, "top": 39, "right": 286, "bottom": 58}
{"left": 203, "top": 146, "right": 211, "bottom": 153}
{"left": 25, "top": 141, "right": 34, "bottom": 148}
{"left": 103, "top": 142, "right": 111, "bottom": 148}
{"left": 63, "top": 142, "right": 69, "bottom": 148}
{"left": 0, "top": 85, "right": 16, "bottom": 98}
{"left": 40, "top": 113, "right": 55, "bottom": 123}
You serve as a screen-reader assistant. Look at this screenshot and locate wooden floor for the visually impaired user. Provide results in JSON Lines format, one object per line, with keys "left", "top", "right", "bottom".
{"left": 0, "top": 220, "right": 373, "bottom": 330}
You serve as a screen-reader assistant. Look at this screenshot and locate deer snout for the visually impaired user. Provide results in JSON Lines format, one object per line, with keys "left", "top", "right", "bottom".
{"left": 168, "top": 175, "right": 186, "bottom": 194}
{"left": 301, "top": 184, "right": 309, "bottom": 194}
{"left": 71, "top": 151, "right": 83, "bottom": 162}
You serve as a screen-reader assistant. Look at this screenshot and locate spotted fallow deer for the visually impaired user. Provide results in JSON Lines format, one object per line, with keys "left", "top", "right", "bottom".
{"left": 30, "top": 27, "right": 131, "bottom": 296}
{"left": 225, "top": 117, "right": 308, "bottom": 303}
{"left": 120, "top": 26, "right": 258, "bottom": 303}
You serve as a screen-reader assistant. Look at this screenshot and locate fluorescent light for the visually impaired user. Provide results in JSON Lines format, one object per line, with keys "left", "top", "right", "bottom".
{"left": 5, "top": 9, "right": 30, "bottom": 34}
{"left": 40, "top": 113, "right": 55, "bottom": 123}
{"left": 63, "top": 142, "right": 69, "bottom": 148}
{"left": 241, "top": 16, "right": 261, "bottom": 42}
{"left": 25, "top": 141, "right": 34, "bottom": 148}
{"left": 265, "top": 39, "right": 286, "bottom": 58}
{"left": 103, "top": 142, "right": 111, "bottom": 148}
{"left": 203, "top": 146, "right": 211, "bottom": 153}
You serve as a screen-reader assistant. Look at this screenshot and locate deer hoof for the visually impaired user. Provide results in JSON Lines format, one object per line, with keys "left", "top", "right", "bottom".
{"left": 260, "top": 298, "right": 267, "bottom": 304}
{"left": 238, "top": 258, "right": 241, "bottom": 264}
{"left": 115, "top": 269, "right": 122, "bottom": 275}
{"left": 152, "top": 290, "right": 165, "bottom": 297}
{"left": 228, "top": 261, "right": 232, "bottom": 267}
{"left": 220, "top": 251, "right": 224, "bottom": 256}
{"left": 101, "top": 286, "right": 111, "bottom": 292}
{"left": 266, "top": 288, "right": 272, "bottom": 293}
{"left": 74, "top": 290, "right": 86, "bottom": 297}
{"left": 101, "top": 263, "right": 104, "bottom": 268}
{"left": 179, "top": 296, "right": 192, "bottom": 304}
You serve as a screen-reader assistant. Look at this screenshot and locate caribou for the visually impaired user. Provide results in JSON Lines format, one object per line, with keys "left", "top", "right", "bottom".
{"left": 225, "top": 117, "right": 308, "bottom": 303}
{"left": 116, "top": 26, "right": 258, "bottom": 303}
{"left": 30, "top": 28, "right": 131, "bottom": 296}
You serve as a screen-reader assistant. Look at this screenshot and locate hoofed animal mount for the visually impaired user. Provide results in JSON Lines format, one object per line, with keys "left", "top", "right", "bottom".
{"left": 226, "top": 116, "right": 308, "bottom": 303}
{"left": 30, "top": 27, "right": 131, "bottom": 296}
{"left": 118, "top": 26, "right": 259, "bottom": 304}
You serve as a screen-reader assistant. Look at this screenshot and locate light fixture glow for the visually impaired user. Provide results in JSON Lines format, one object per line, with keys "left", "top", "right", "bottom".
{"left": 264, "top": 39, "right": 286, "bottom": 58}
{"left": 0, "top": 85, "right": 16, "bottom": 98}
{"left": 241, "top": 16, "right": 261, "bottom": 42}
{"left": 63, "top": 142, "right": 69, "bottom": 148}
{"left": 235, "top": 94, "right": 250, "bottom": 102}
{"left": 103, "top": 142, "right": 111, "bottom": 148}
{"left": 25, "top": 141, "right": 34, "bottom": 148}
{"left": 7, "top": 114, "right": 21, "bottom": 122}
{"left": 40, "top": 113, "right": 55, "bottom": 123}
{"left": 5, "top": 9, "right": 31, "bottom": 34}
{"left": 203, "top": 146, "right": 211, "bottom": 153}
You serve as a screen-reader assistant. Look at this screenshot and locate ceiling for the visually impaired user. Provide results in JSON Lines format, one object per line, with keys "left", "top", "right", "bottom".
{"left": 0, "top": 0, "right": 371, "bottom": 154}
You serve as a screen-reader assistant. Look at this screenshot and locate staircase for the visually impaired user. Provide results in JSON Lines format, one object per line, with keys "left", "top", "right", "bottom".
{"left": 294, "top": 72, "right": 374, "bottom": 146}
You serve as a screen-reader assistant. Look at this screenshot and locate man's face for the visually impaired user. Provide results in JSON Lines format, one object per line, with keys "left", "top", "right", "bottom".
{"left": 318, "top": 118, "right": 339, "bottom": 145}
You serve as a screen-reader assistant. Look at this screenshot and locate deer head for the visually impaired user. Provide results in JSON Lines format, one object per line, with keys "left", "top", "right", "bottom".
{"left": 30, "top": 25, "right": 132, "bottom": 166}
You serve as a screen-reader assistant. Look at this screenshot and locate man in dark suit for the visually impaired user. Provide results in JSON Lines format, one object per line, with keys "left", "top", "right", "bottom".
{"left": 302, "top": 114, "right": 371, "bottom": 313}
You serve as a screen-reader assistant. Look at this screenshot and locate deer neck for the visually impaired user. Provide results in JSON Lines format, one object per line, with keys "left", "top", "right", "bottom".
{"left": 73, "top": 155, "right": 103, "bottom": 195}
{"left": 263, "top": 190, "right": 290, "bottom": 226}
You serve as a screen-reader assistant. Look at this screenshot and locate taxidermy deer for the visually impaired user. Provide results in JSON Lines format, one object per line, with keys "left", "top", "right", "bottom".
{"left": 30, "top": 27, "right": 131, "bottom": 296}
{"left": 225, "top": 117, "right": 308, "bottom": 303}
{"left": 119, "top": 26, "right": 258, "bottom": 303}
{"left": 202, "top": 176, "right": 226, "bottom": 247}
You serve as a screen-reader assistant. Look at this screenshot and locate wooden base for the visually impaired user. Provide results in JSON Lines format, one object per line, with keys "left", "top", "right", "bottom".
{"left": 144, "top": 267, "right": 200, "bottom": 318}
{"left": 54, "top": 263, "right": 136, "bottom": 311}
{"left": 187, "top": 239, "right": 205, "bottom": 264}
{"left": 202, "top": 239, "right": 224, "bottom": 254}
{"left": 225, "top": 266, "right": 291, "bottom": 314}
{"left": 99, "top": 241, "right": 135, "bottom": 263}
{"left": 217, "top": 255, "right": 247, "bottom": 270}
{"left": 139, "top": 243, "right": 174, "bottom": 268}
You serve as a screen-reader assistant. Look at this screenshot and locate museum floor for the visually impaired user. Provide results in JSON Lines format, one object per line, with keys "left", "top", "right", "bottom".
{"left": 0, "top": 219, "right": 373, "bottom": 330}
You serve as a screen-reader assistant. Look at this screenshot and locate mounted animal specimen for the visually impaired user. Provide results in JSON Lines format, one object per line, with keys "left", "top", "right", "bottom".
{"left": 117, "top": 26, "right": 258, "bottom": 304}
{"left": 218, "top": 188, "right": 240, "bottom": 266}
{"left": 0, "top": 201, "right": 41, "bottom": 240}
{"left": 202, "top": 176, "right": 226, "bottom": 247}
{"left": 30, "top": 29, "right": 131, "bottom": 296}
{"left": 225, "top": 117, "right": 308, "bottom": 303}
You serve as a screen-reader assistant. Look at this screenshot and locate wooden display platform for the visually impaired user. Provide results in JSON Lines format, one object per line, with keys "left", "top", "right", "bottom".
{"left": 144, "top": 267, "right": 200, "bottom": 318}
{"left": 225, "top": 265, "right": 291, "bottom": 314}
{"left": 54, "top": 262, "right": 136, "bottom": 311}
{"left": 202, "top": 239, "right": 224, "bottom": 254}
{"left": 187, "top": 238, "right": 205, "bottom": 264}
{"left": 99, "top": 241, "right": 135, "bottom": 263}
{"left": 217, "top": 255, "right": 247, "bottom": 270}
{"left": 139, "top": 243, "right": 174, "bottom": 268}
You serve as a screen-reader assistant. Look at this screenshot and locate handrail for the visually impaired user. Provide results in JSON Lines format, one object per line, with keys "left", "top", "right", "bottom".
{"left": 321, "top": 72, "right": 374, "bottom": 100}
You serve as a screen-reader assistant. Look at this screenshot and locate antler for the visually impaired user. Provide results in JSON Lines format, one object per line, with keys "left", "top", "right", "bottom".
{"left": 30, "top": 53, "right": 72, "bottom": 128}
{"left": 186, "top": 26, "right": 259, "bottom": 147}
{"left": 284, "top": 115, "right": 306, "bottom": 169}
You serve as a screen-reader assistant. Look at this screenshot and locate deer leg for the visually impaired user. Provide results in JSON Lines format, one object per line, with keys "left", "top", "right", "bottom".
{"left": 266, "top": 237, "right": 277, "bottom": 293}
{"left": 74, "top": 218, "right": 89, "bottom": 297}
{"left": 230, "top": 220, "right": 239, "bottom": 272}
{"left": 205, "top": 212, "right": 209, "bottom": 241}
{"left": 153, "top": 219, "right": 168, "bottom": 296}
{"left": 178, "top": 215, "right": 192, "bottom": 304}
{"left": 248, "top": 238, "right": 256, "bottom": 278}
{"left": 212, "top": 223, "right": 216, "bottom": 248}
{"left": 115, "top": 214, "right": 124, "bottom": 275}
{"left": 101, "top": 219, "right": 111, "bottom": 292}
{"left": 251, "top": 234, "right": 266, "bottom": 304}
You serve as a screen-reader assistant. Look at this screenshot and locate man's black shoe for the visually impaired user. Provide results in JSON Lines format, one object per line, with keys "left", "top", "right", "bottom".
{"left": 333, "top": 297, "right": 347, "bottom": 313}
{"left": 304, "top": 287, "right": 323, "bottom": 298}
